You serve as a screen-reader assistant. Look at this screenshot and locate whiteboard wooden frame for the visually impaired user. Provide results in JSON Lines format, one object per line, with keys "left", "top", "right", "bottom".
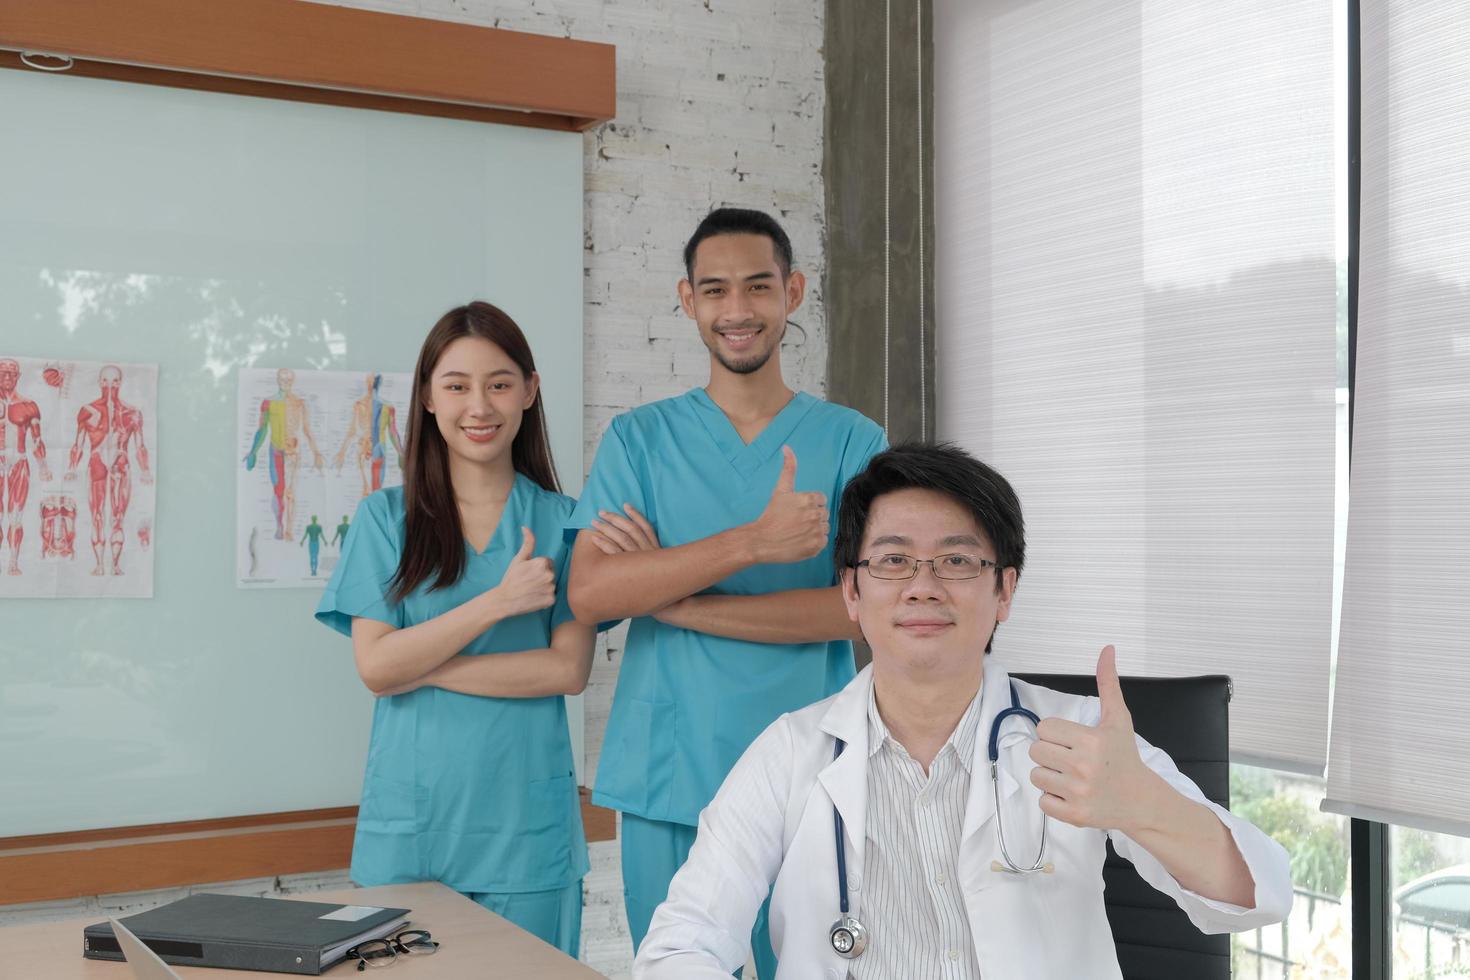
{"left": 0, "top": 0, "right": 617, "bottom": 905}
{"left": 0, "top": 792, "right": 615, "bottom": 905}
{"left": 0, "top": 0, "right": 616, "bottom": 132}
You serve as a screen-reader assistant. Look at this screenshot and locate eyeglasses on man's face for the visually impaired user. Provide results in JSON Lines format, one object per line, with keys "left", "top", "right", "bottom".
{"left": 855, "top": 553, "right": 998, "bottom": 581}
{"left": 345, "top": 929, "right": 439, "bottom": 970}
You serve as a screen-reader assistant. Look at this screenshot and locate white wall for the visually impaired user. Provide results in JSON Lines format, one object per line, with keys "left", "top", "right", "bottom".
{"left": 0, "top": 3, "right": 830, "bottom": 978}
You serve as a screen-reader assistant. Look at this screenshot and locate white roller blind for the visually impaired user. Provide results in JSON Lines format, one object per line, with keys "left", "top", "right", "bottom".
{"left": 934, "top": 0, "right": 1339, "bottom": 772}
{"left": 1322, "top": 0, "right": 1470, "bottom": 836}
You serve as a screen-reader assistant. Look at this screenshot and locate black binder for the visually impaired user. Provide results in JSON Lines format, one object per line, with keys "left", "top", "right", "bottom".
{"left": 82, "top": 892, "right": 410, "bottom": 975}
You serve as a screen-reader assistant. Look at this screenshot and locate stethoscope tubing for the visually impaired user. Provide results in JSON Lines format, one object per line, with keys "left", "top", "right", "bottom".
{"left": 829, "top": 680, "right": 1051, "bottom": 959}
{"left": 833, "top": 739, "right": 853, "bottom": 915}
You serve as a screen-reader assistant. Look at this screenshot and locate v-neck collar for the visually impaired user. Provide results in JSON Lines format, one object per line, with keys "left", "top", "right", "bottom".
{"left": 687, "top": 387, "right": 818, "bottom": 479}
{"left": 465, "top": 473, "right": 527, "bottom": 558}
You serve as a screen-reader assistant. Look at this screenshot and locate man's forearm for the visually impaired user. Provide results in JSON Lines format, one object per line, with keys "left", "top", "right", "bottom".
{"left": 1125, "top": 769, "right": 1258, "bottom": 908}
{"left": 569, "top": 526, "right": 759, "bottom": 622}
{"left": 656, "top": 586, "right": 862, "bottom": 645}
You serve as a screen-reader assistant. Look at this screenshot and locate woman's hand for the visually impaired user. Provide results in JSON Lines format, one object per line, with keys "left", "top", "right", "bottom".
{"left": 490, "top": 527, "right": 557, "bottom": 618}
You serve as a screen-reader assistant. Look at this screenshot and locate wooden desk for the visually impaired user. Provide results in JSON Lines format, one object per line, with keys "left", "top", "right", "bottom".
{"left": 0, "top": 882, "right": 604, "bottom": 979}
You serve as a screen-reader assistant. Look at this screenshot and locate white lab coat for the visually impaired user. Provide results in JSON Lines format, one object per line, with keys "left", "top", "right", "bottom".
{"left": 634, "top": 660, "right": 1293, "bottom": 980}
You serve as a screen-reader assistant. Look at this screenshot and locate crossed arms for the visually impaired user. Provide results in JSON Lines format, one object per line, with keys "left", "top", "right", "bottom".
{"left": 352, "top": 529, "right": 595, "bottom": 700}
{"left": 567, "top": 447, "right": 862, "bottom": 645}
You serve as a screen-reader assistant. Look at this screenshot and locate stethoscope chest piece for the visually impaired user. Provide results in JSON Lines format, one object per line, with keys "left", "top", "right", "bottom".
{"left": 829, "top": 915, "right": 868, "bottom": 958}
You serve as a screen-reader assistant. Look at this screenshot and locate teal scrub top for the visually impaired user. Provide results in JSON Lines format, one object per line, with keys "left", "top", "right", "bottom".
{"left": 316, "top": 475, "right": 590, "bottom": 894}
{"left": 566, "top": 389, "right": 886, "bottom": 826}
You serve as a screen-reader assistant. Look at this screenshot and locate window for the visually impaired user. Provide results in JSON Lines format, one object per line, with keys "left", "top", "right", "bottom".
{"left": 1392, "top": 826, "right": 1470, "bottom": 979}
{"left": 933, "top": 1, "right": 1468, "bottom": 973}
{"left": 1232, "top": 765, "right": 1351, "bottom": 977}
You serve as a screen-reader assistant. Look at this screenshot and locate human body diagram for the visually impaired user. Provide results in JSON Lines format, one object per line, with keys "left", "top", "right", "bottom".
{"left": 1, "top": 357, "right": 157, "bottom": 599}
{"left": 300, "top": 515, "right": 326, "bottom": 576}
{"left": 334, "top": 373, "right": 404, "bottom": 498}
{"left": 237, "top": 368, "right": 408, "bottom": 588}
{"left": 65, "top": 365, "right": 153, "bottom": 577}
{"left": 39, "top": 496, "right": 77, "bottom": 560}
{"left": 244, "top": 368, "right": 324, "bottom": 541}
{"left": 0, "top": 358, "right": 53, "bottom": 575}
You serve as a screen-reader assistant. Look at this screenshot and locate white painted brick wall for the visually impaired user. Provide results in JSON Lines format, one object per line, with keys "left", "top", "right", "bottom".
{"left": 0, "top": 3, "right": 826, "bottom": 979}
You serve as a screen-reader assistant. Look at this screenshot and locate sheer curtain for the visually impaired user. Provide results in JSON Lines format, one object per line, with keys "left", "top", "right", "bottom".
{"left": 934, "top": 0, "right": 1339, "bottom": 772}
{"left": 1322, "top": 0, "right": 1470, "bottom": 835}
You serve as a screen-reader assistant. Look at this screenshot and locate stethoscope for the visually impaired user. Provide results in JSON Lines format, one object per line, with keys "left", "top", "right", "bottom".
{"left": 828, "top": 680, "right": 1053, "bottom": 960}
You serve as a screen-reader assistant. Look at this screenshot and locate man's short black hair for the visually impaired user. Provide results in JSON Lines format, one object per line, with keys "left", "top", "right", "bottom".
{"left": 683, "top": 207, "right": 794, "bottom": 281}
{"left": 834, "top": 441, "right": 1026, "bottom": 591}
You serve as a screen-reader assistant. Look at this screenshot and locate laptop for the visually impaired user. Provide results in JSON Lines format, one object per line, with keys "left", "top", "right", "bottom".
{"left": 109, "top": 917, "right": 184, "bottom": 980}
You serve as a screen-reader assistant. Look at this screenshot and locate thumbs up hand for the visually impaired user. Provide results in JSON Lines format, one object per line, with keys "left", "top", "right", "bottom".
{"left": 491, "top": 527, "right": 557, "bottom": 618}
{"left": 1027, "top": 645, "right": 1153, "bottom": 832}
{"left": 744, "top": 446, "right": 830, "bottom": 564}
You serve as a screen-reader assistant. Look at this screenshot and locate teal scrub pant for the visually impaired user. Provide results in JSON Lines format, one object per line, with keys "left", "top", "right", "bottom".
{"left": 623, "top": 813, "right": 777, "bottom": 979}
{"left": 464, "top": 880, "right": 583, "bottom": 959}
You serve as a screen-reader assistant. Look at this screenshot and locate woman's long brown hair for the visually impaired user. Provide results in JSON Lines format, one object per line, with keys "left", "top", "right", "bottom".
{"left": 389, "top": 301, "right": 560, "bottom": 601}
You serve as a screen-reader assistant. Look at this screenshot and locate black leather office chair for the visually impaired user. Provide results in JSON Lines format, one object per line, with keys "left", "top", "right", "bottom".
{"left": 1011, "top": 673, "right": 1233, "bottom": 980}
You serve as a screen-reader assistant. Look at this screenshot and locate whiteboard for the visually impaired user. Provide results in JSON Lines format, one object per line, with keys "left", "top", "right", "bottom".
{"left": 0, "top": 68, "right": 586, "bottom": 836}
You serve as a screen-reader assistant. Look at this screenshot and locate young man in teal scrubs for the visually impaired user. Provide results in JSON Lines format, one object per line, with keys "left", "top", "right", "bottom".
{"left": 566, "top": 208, "right": 886, "bottom": 976}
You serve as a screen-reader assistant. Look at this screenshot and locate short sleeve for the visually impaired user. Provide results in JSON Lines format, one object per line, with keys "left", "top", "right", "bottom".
{"left": 839, "top": 418, "right": 888, "bottom": 490}
{"left": 315, "top": 494, "right": 405, "bottom": 636}
{"left": 549, "top": 498, "right": 578, "bottom": 632}
{"left": 563, "top": 417, "right": 649, "bottom": 545}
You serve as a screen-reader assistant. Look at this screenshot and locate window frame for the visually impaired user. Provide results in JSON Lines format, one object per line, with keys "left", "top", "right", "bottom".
{"left": 1344, "top": 0, "right": 1394, "bottom": 975}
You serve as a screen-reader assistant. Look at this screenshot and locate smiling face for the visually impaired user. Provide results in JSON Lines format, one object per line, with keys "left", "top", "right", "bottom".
{"left": 842, "top": 487, "right": 1018, "bottom": 682}
{"left": 678, "top": 232, "right": 806, "bottom": 377}
{"left": 423, "top": 335, "right": 538, "bottom": 473}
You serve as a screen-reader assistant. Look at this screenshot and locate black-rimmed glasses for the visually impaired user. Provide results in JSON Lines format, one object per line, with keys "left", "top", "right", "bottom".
{"left": 855, "top": 553, "right": 998, "bottom": 581}
{"left": 345, "top": 930, "right": 439, "bottom": 971}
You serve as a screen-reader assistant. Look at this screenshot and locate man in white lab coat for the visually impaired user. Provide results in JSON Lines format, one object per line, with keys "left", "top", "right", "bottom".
{"left": 634, "top": 443, "right": 1292, "bottom": 980}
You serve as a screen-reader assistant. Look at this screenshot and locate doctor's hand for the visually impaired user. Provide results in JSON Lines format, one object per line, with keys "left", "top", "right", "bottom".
{"left": 1028, "top": 645, "right": 1157, "bottom": 834}
{"left": 490, "top": 527, "right": 557, "bottom": 619}
{"left": 742, "top": 445, "right": 829, "bottom": 564}
{"left": 586, "top": 504, "right": 661, "bottom": 555}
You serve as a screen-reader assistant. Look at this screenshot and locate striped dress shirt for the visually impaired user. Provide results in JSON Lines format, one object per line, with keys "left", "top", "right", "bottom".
{"left": 849, "top": 684, "right": 984, "bottom": 980}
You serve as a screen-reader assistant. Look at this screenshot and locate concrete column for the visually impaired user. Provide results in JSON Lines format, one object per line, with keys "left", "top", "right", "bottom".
{"left": 825, "top": 0, "right": 936, "bottom": 446}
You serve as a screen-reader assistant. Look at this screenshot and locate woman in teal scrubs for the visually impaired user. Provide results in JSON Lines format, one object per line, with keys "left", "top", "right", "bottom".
{"left": 316, "top": 302, "right": 595, "bottom": 956}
